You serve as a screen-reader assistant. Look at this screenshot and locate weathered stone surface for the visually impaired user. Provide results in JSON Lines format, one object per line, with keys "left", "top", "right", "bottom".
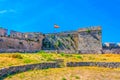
{"left": 42, "top": 32, "right": 78, "bottom": 51}
{"left": 102, "top": 49, "right": 120, "bottom": 54}
{"left": 67, "top": 62, "right": 120, "bottom": 68}
{"left": 78, "top": 50, "right": 102, "bottom": 54}
{"left": 0, "top": 49, "right": 39, "bottom": 53}
{"left": 78, "top": 26, "right": 101, "bottom": 32}
{"left": 78, "top": 27, "right": 102, "bottom": 51}
{"left": 1, "top": 61, "right": 120, "bottom": 79}
{"left": 0, "top": 28, "right": 7, "bottom": 37}
{"left": 10, "top": 30, "right": 24, "bottom": 39}
{"left": 42, "top": 26, "right": 102, "bottom": 53}
{"left": 0, "top": 37, "right": 42, "bottom": 50}
{"left": 24, "top": 32, "right": 44, "bottom": 42}
{"left": 0, "top": 26, "right": 103, "bottom": 53}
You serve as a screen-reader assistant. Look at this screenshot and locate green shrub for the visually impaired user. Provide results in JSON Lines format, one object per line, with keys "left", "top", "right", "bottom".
{"left": 40, "top": 53, "right": 54, "bottom": 61}
{"left": 41, "top": 53, "right": 48, "bottom": 58}
{"left": 60, "top": 53, "right": 65, "bottom": 56}
{"left": 75, "top": 76, "right": 80, "bottom": 79}
{"left": 7, "top": 74, "right": 12, "bottom": 78}
{"left": 61, "top": 77, "right": 67, "bottom": 80}
{"left": 65, "top": 54, "right": 73, "bottom": 58}
{"left": 76, "top": 55, "right": 83, "bottom": 60}
{"left": 60, "top": 53, "right": 73, "bottom": 57}
{"left": 37, "top": 50, "right": 45, "bottom": 54}
{"left": 24, "top": 59, "right": 33, "bottom": 63}
{"left": 86, "top": 29, "right": 91, "bottom": 33}
{"left": 9, "top": 54, "right": 23, "bottom": 59}
{"left": 98, "top": 31, "right": 101, "bottom": 34}
{"left": 46, "top": 56, "right": 54, "bottom": 61}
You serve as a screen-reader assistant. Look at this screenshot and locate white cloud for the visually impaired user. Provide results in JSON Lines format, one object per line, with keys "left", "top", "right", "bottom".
{"left": 0, "top": 9, "right": 16, "bottom": 14}
{"left": 0, "top": 10, "right": 7, "bottom": 14}
{"left": 0, "top": 0, "right": 7, "bottom": 2}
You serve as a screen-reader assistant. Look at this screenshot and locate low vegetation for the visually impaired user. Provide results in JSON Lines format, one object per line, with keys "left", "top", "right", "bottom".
{"left": 0, "top": 52, "right": 120, "bottom": 69}
{"left": 5, "top": 67, "right": 120, "bottom": 80}
{"left": 1, "top": 52, "right": 120, "bottom": 80}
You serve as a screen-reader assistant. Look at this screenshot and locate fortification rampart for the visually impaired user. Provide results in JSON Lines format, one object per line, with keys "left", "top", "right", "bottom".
{"left": 0, "top": 26, "right": 103, "bottom": 53}
{"left": 42, "top": 26, "right": 102, "bottom": 53}
{"left": 0, "top": 28, "right": 44, "bottom": 52}
{"left": 0, "top": 37, "right": 42, "bottom": 52}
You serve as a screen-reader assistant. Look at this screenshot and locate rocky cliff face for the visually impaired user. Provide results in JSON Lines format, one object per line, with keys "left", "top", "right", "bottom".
{"left": 42, "top": 32, "right": 78, "bottom": 51}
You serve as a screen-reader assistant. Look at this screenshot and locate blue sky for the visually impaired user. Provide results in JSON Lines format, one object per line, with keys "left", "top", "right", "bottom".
{"left": 0, "top": 0, "right": 120, "bottom": 42}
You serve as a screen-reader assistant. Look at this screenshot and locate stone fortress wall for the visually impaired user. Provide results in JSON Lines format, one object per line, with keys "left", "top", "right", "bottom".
{"left": 0, "top": 26, "right": 119, "bottom": 53}
{"left": 42, "top": 26, "right": 102, "bottom": 53}
{"left": 0, "top": 28, "right": 44, "bottom": 52}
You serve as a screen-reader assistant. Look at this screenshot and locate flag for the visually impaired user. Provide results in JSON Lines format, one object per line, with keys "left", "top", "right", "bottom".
{"left": 54, "top": 24, "right": 60, "bottom": 28}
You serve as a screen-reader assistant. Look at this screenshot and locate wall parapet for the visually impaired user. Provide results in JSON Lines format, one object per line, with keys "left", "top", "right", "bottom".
{"left": 0, "top": 26, "right": 102, "bottom": 53}
{"left": 0, "top": 62, "right": 59, "bottom": 79}
{"left": 78, "top": 26, "right": 101, "bottom": 32}
{"left": 67, "top": 62, "right": 120, "bottom": 68}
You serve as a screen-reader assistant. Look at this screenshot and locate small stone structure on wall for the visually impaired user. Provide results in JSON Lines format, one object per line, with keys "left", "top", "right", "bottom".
{"left": 10, "top": 30, "right": 24, "bottom": 39}
{"left": 0, "top": 28, "right": 7, "bottom": 37}
{"left": 24, "top": 32, "right": 44, "bottom": 42}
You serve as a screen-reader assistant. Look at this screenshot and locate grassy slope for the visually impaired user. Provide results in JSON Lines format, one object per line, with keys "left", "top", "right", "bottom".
{"left": 5, "top": 67, "right": 120, "bottom": 80}
{"left": 0, "top": 53, "right": 120, "bottom": 68}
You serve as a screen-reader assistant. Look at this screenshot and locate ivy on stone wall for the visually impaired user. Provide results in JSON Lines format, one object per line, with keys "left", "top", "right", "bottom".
{"left": 86, "top": 29, "right": 91, "bottom": 33}
{"left": 98, "top": 31, "right": 101, "bottom": 35}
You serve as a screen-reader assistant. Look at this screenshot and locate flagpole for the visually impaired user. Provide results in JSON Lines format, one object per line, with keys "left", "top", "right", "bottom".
{"left": 54, "top": 24, "right": 60, "bottom": 53}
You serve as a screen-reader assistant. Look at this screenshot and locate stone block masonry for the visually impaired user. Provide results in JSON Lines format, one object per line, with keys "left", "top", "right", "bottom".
{"left": 0, "top": 28, "right": 7, "bottom": 37}
{"left": 77, "top": 26, "right": 102, "bottom": 53}
{"left": 0, "top": 28, "right": 44, "bottom": 52}
{"left": 0, "top": 37, "right": 42, "bottom": 50}
{"left": 1, "top": 62, "right": 120, "bottom": 79}
{"left": 0, "top": 62, "right": 59, "bottom": 78}
{"left": 10, "top": 30, "right": 24, "bottom": 39}
{"left": 42, "top": 26, "right": 102, "bottom": 54}
{"left": 67, "top": 62, "right": 120, "bottom": 68}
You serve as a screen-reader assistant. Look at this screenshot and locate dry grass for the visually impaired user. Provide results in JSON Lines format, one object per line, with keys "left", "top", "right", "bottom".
{"left": 5, "top": 67, "right": 120, "bottom": 80}
{"left": 0, "top": 53, "right": 120, "bottom": 68}
{"left": 1, "top": 53, "right": 120, "bottom": 80}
